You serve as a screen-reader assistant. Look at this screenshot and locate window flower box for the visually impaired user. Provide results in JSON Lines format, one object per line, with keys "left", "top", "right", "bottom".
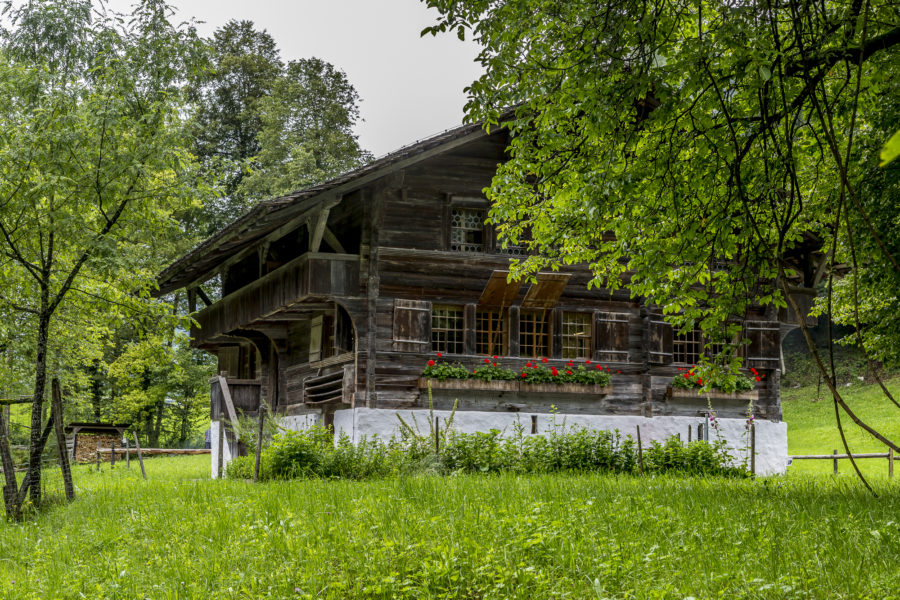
{"left": 669, "top": 387, "right": 758, "bottom": 402}
{"left": 418, "top": 378, "right": 612, "bottom": 396}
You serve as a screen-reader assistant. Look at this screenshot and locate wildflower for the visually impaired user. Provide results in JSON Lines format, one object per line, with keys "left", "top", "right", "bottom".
{"left": 541, "top": 357, "right": 549, "bottom": 363}
{"left": 551, "top": 367, "right": 559, "bottom": 376}
{"left": 427, "top": 360, "right": 435, "bottom": 367}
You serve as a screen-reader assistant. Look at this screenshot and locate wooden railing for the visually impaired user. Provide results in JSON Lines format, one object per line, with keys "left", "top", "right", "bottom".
{"left": 791, "top": 449, "right": 897, "bottom": 477}
{"left": 193, "top": 252, "right": 359, "bottom": 343}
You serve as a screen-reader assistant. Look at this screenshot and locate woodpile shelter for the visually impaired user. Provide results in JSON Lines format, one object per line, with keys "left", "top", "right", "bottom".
{"left": 65, "top": 423, "right": 129, "bottom": 463}
{"left": 157, "top": 122, "right": 815, "bottom": 476}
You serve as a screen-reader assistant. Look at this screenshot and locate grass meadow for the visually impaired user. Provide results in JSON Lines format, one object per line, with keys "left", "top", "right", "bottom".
{"left": 0, "top": 380, "right": 898, "bottom": 599}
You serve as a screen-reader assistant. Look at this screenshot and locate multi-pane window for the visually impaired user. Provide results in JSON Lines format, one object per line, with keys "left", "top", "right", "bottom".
{"left": 431, "top": 305, "right": 464, "bottom": 354}
{"left": 673, "top": 328, "right": 702, "bottom": 365}
{"left": 519, "top": 310, "right": 551, "bottom": 358}
{"left": 476, "top": 309, "right": 507, "bottom": 356}
{"left": 450, "top": 208, "right": 485, "bottom": 252}
{"left": 561, "top": 312, "right": 592, "bottom": 359}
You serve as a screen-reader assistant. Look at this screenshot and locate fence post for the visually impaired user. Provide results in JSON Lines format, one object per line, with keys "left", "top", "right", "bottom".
{"left": 110, "top": 443, "right": 115, "bottom": 468}
{"left": 687, "top": 426, "right": 691, "bottom": 443}
{"left": 750, "top": 423, "right": 756, "bottom": 477}
{"left": 51, "top": 378, "right": 74, "bottom": 501}
{"left": 434, "top": 417, "right": 440, "bottom": 454}
{"left": 96, "top": 441, "right": 101, "bottom": 472}
{"left": 132, "top": 431, "right": 147, "bottom": 480}
{"left": 833, "top": 449, "right": 838, "bottom": 475}
{"left": 125, "top": 438, "right": 130, "bottom": 469}
{"left": 889, "top": 447, "right": 894, "bottom": 479}
{"left": 636, "top": 425, "right": 644, "bottom": 474}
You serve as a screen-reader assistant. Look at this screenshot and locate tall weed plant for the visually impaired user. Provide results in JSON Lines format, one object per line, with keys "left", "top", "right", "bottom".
{"left": 227, "top": 421, "right": 745, "bottom": 481}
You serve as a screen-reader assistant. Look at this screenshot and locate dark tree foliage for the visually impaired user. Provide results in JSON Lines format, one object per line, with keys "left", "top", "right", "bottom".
{"left": 424, "top": 0, "right": 899, "bottom": 489}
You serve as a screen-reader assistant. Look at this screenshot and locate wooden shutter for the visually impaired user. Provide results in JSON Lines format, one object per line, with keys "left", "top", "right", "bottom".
{"left": 392, "top": 299, "right": 432, "bottom": 352}
{"left": 594, "top": 311, "right": 630, "bottom": 362}
{"left": 745, "top": 321, "right": 781, "bottom": 370}
{"left": 647, "top": 314, "right": 673, "bottom": 365}
{"left": 309, "top": 316, "right": 323, "bottom": 363}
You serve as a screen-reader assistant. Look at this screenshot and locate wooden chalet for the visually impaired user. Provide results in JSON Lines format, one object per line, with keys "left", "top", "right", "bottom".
{"left": 157, "top": 122, "right": 801, "bottom": 473}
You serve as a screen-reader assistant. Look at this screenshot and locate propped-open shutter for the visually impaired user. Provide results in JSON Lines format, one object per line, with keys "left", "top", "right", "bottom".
{"left": 309, "top": 316, "right": 323, "bottom": 363}
{"left": 647, "top": 314, "right": 673, "bottom": 365}
{"left": 594, "top": 311, "right": 630, "bottom": 362}
{"left": 745, "top": 321, "right": 780, "bottom": 370}
{"left": 392, "top": 299, "right": 432, "bottom": 352}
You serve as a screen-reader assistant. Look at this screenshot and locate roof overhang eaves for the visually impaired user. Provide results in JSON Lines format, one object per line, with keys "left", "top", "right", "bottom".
{"left": 156, "top": 121, "right": 492, "bottom": 295}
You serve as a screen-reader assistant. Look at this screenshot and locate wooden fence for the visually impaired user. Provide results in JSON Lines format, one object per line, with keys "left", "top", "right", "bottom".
{"left": 791, "top": 448, "right": 896, "bottom": 477}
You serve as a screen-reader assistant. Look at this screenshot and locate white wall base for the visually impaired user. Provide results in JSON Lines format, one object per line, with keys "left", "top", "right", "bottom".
{"left": 210, "top": 409, "right": 788, "bottom": 477}
{"left": 209, "top": 420, "right": 238, "bottom": 479}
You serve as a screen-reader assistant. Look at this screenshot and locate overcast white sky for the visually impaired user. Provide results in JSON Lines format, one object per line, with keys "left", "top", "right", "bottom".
{"left": 101, "top": 0, "right": 485, "bottom": 157}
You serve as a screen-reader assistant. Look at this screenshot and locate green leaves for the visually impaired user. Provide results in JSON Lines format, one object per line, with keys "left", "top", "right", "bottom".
{"left": 880, "top": 129, "right": 900, "bottom": 167}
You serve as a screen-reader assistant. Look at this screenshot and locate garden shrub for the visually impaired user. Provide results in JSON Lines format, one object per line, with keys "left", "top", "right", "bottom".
{"left": 226, "top": 423, "right": 746, "bottom": 481}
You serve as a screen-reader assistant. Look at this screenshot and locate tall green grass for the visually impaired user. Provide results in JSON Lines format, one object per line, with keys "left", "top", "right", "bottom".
{"left": 1, "top": 455, "right": 898, "bottom": 599}
{"left": 783, "top": 377, "right": 900, "bottom": 479}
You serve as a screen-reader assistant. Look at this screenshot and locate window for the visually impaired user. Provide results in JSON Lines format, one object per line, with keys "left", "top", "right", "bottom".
{"left": 450, "top": 208, "right": 485, "bottom": 252}
{"left": 673, "top": 328, "right": 733, "bottom": 365}
{"left": 561, "top": 312, "right": 592, "bottom": 359}
{"left": 673, "top": 328, "right": 702, "bottom": 365}
{"left": 519, "top": 310, "right": 550, "bottom": 358}
{"left": 431, "top": 305, "right": 464, "bottom": 354}
{"left": 476, "top": 309, "right": 507, "bottom": 356}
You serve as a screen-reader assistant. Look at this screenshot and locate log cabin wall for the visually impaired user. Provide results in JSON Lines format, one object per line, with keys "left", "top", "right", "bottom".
{"left": 169, "top": 125, "right": 783, "bottom": 423}
{"left": 363, "top": 132, "right": 782, "bottom": 420}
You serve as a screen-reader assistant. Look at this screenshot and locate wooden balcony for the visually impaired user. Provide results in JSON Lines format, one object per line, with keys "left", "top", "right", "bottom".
{"left": 192, "top": 252, "right": 359, "bottom": 344}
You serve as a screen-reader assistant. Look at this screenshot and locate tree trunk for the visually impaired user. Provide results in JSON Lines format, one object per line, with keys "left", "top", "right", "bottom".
{"left": 150, "top": 400, "right": 164, "bottom": 447}
{"left": 23, "top": 310, "right": 51, "bottom": 508}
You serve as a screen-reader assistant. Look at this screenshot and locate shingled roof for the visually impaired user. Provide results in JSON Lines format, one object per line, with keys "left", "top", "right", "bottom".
{"left": 156, "top": 120, "right": 492, "bottom": 295}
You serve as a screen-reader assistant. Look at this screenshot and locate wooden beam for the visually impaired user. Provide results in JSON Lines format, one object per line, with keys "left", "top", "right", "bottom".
{"left": 196, "top": 287, "right": 213, "bottom": 307}
{"left": 308, "top": 207, "right": 331, "bottom": 253}
{"left": 180, "top": 196, "right": 343, "bottom": 298}
{"left": 217, "top": 375, "right": 241, "bottom": 435}
{"left": 322, "top": 226, "right": 346, "bottom": 254}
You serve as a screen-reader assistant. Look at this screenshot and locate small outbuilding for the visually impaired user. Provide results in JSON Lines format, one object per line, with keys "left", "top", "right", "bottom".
{"left": 65, "top": 423, "right": 130, "bottom": 463}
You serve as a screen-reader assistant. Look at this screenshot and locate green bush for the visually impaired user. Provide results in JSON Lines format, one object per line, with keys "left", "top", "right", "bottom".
{"left": 227, "top": 422, "right": 745, "bottom": 481}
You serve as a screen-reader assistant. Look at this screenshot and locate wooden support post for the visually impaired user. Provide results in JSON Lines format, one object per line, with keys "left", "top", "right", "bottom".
{"left": 833, "top": 449, "right": 838, "bottom": 475}
{"left": 253, "top": 404, "right": 266, "bottom": 483}
{"left": 687, "top": 426, "right": 691, "bottom": 443}
{"left": 434, "top": 417, "right": 440, "bottom": 454}
{"left": 125, "top": 438, "right": 130, "bottom": 469}
{"left": 51, "top": 379, "right": 73, "bottom": 501}
{"left": 96, "top": 441, "right": 101, "bottom": 472}
{"left": 133, "top": 432, "right": 147, "bottom": 480}
{"left": 110, "top": 444, "right": 115, "bottom": 468}
{"left": 889, "top": 447, "right": 894, "bottom": 479}
{"left": 750, "top": 423, "right": 756, "bottom": 477}
{"left": 636, "top": 425, "right": 644, "bottom": 475}
{"left": 0, "top": 407, "right": 18, "bottom": 515}
{"left": 531, "top": 415, "right": 538, "bottom": 435}
{"left": 217, "top": 414, "right": 224, "bottom": 480}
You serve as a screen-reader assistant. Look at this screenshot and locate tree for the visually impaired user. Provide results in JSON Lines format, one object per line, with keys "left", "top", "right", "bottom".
{"left": 0, "top": 0, "right": 206, "bottom": 518}
{"left": 186, "top": 20, "right": 282, "bottom": 232}
{"left": 186, "top": 23, "right": 372, "bottom": 232}
{"left": 238, "top": 57, "right": 372, "bottom": 201}
{"left": 424, "top": 0, "right": 900, "bottom": 487}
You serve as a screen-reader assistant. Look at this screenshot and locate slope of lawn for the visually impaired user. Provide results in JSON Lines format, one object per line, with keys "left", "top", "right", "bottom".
{"left": 0, "top": 455, "right": 898, "bottom": 599}
{"left": 782, "top": 377, "right": 900, "bottom": 479}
